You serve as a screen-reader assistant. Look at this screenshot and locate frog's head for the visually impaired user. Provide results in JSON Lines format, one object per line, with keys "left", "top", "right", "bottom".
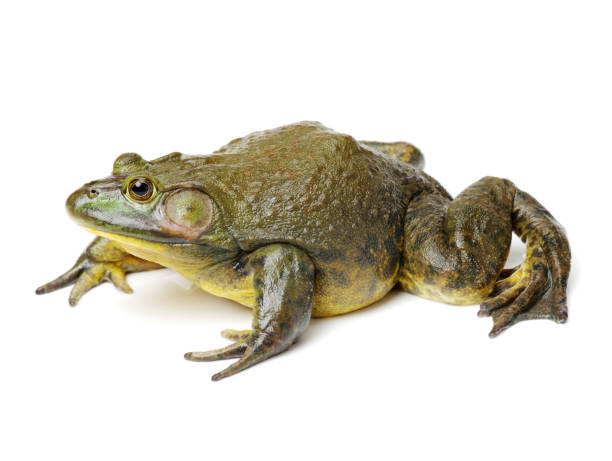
{"left": 66, "top": 153, "right": 240, "bottom": 270}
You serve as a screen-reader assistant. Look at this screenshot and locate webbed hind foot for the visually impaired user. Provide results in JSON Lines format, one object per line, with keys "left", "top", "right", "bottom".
{"left": 478, "top": 250, "right": 566, "bottom": 337}
{"left": 477, "top": 190, "right": 570, "bottom": 337}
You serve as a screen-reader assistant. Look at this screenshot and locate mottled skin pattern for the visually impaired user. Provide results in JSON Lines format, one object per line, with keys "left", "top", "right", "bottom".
{"left": 36, "top": 122, "right": 571, "bottom": 380}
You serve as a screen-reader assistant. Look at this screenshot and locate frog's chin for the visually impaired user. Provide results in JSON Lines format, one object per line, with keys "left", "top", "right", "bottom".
{"left": 81, "top": 226, "right": 176, "bottom": 267}
{"left": 81, "top": 226, "right": 230, "bottom": 281}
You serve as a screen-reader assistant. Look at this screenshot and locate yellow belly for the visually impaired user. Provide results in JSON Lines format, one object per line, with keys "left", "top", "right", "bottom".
{"left": 189, "top": 259, "right": 396, "bottom": 318}
{"left": 84, "top": 227, "right": 397, "bottom": 318}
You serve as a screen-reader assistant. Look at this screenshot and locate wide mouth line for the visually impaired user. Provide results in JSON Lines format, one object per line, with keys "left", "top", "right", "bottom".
{"left": 79, "top": 225, "right": 203, "bottom": 247}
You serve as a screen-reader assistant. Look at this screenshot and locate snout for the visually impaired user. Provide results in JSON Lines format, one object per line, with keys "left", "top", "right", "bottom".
{"left": 65, "top": 180, "right": 122, "bottom": 227}
{"left": 64, "top": 178, "right": 169, "bottom": 240}
{"left": 65, "top": 185, "right": 90, "bottom": 224}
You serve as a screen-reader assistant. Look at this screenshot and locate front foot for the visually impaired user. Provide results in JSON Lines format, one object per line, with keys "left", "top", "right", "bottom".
{"left": 35, "top": 237, "right": 161, "bottom": 306}
{"left": 478, "top": 241, "right": 568, "bottom": 337}
{"left": 36, "top": 254, "right": 133, "bottom": 306}
{"left": 185, "top": 329, "right": 285, "bottom": 381}
{"left": 184, "top": 244, "right": 314, "bottom": 381}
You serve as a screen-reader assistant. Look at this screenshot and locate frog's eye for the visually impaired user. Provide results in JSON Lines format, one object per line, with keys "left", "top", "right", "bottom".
{"left": 127, "top": 178, "right": 155, "bottom": 201}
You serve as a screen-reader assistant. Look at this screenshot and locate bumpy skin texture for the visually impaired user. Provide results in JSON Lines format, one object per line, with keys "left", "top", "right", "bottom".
{"left": 36, "top": 122, "right": 571, "bottom": 380}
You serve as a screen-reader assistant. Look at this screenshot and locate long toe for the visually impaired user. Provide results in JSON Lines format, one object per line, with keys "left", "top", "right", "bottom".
{"left": 184, "top": 341, "right": 247, "bottom": 362}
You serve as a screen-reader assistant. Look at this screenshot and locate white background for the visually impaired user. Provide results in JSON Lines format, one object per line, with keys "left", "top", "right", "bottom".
{"left": 1, "top": 1, "right": 610, "bottom": 460}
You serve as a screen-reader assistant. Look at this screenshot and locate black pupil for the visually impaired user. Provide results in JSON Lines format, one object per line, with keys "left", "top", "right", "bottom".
{"left": 131, "top": 180, "right": 149, "bottom": 197}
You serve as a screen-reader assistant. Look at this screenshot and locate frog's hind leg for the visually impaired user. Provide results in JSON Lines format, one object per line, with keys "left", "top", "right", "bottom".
{"left": 360, "top": 141, "right": 425, "bottom": 169}
{"left": 399, "top": 177, "right": 570, "bottom": 337}
{"left": 184, "top": 244, "right": 315, "bottom": 381}
{"left": 480, "top": 189, "right": 571, "bottom": 334}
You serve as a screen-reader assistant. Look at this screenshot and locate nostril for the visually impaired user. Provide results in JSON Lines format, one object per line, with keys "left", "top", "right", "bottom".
{"left": 88, "top": 188, "right": 99, "bottom": 198}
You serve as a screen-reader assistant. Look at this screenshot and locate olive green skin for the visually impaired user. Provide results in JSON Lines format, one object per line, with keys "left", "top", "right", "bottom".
{"left": 38, "top": 121, "right": 571, "bottom": 380}
{"left": 66, "top": 122, "right": 433, "bottom": 317}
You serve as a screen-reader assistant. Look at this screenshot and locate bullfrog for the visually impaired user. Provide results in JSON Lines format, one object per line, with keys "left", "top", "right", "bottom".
{"left": 36, "top": 122, "right": 571, "bottom": 381}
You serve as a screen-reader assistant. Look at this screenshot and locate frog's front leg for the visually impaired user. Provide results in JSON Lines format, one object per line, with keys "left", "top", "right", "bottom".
{"left": 36, "top": 237, "right": 162, "bottom": 306}
{"left": 184, "top": 244, "right": 315, "bottom": 381}
{"left": 400, "top": 176, "right": 570, "bottom": 336}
